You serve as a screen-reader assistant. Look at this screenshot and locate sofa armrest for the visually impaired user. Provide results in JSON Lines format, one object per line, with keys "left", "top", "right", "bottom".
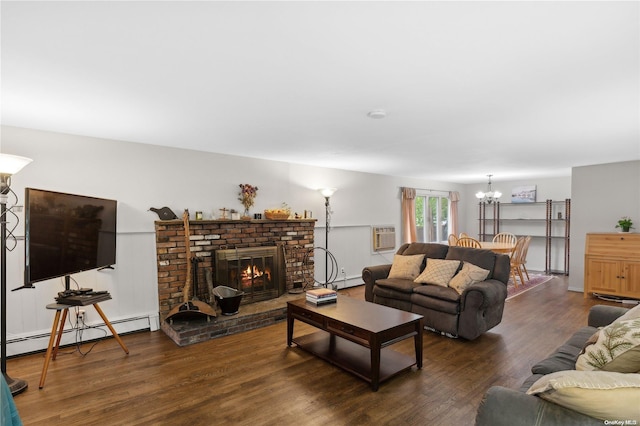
{"left": 461, "top": 279, "right": 507, "bottom": 310}
{"left": 587, "top": 304, "right": 629, "bottom": 328}
{"left": 475, "top": 386, "right": 602, "bottom": 426}
{"left": 362, "top": 264, "right": 392, "bottom": 302}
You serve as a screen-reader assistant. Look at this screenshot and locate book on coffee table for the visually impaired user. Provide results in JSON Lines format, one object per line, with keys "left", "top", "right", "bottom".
{"left": 306, "top": 288, "right": 337, "bottom": 298}
{"left": 306, "top": 296, "right": 336, "bottom": 305}
{"left": 306, "top": 288, "right": 337, "bottom": 304}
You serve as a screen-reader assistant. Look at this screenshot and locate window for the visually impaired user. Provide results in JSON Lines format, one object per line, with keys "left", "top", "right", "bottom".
{"left": 415, "top": 193, "right": 449, "bottom": 243}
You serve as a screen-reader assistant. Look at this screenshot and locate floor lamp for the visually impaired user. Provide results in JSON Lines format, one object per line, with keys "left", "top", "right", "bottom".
{"left": 1, "top": 153, "right": 32, "bottom": 395}
{"left": 318, "top": 188, "right": 336, "bottom": 287}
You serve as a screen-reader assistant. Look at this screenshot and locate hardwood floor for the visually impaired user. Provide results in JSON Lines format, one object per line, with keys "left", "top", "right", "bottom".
{"left": 9, "top": 276, "right": 619, "bottom": 425}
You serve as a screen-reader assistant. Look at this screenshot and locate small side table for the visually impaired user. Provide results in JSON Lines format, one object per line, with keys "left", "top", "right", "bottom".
{"left": 39, "top": 302, "right": 129, "bottom": 389}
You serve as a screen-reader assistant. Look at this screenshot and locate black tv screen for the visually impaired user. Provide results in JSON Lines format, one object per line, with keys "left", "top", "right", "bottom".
{"left": 24, "top": 188, "right": 117, "bottom": 285}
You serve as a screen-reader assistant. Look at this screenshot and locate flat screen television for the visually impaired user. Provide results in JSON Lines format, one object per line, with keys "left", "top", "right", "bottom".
{"left": 24, "top": 188, "right": 117, "bottom": 285}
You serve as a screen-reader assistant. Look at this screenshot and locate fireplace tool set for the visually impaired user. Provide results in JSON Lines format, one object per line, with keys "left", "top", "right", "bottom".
{"left": 165, "top": 210, "right": 218, "bottom": 323}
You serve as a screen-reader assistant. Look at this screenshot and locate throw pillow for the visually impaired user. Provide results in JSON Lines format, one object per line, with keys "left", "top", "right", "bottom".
{"left": 448, "top": 262, "right": 490, "bottom": 294}
{"left": 387, "top": 254, "right": 425, "bottom": 280}
{"left": 575, "top": 318, "right": 640, "bottom": 373}
{"left": 617, "top": 303, "right": 640, "bottom": 322}
{"left": 414, "top": 258, "right": 460, "bottom": 287}
{"left": 526, "top": 370, "right": 640, "bottom": 421}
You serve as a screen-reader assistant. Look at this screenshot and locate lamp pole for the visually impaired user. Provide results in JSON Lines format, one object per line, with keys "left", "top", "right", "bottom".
{"left": 318, "top": 188, "right": 336, "bottom": 288}
{"left": 0, "top": 154, "right": 32, "bottom": 395}
{"left": 324, "top": 196, "right": 330, "bottom": 287}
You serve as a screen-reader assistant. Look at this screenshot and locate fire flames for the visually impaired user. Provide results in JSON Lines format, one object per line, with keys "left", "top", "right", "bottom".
{"left": 240, "top": 264, "right": 271, "bottom": 288}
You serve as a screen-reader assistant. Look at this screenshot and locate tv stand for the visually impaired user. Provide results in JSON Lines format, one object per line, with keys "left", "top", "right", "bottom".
{"left": 39, "top": 294, "right": 129, "bottom": 389}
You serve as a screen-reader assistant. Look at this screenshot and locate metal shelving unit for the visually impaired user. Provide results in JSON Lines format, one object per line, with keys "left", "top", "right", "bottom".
{"left": 478, "top": 199, "right": 570, "bottom": 275}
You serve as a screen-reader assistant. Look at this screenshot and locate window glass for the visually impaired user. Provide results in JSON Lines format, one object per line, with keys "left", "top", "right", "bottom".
{"left": 415, "top": 195, "right": 449, "bottom": 243}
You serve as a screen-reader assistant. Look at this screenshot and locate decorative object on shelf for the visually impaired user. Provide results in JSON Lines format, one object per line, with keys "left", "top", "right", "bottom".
{"left": 319, "top": 188, "right": 338, "bottom": 288}
{"left": 0, "top": 153, "right": 32, "bottom": 396}
{"left": 615, "top": 216, "right": 634, "bottom": 232}
{"left": 195, "top": 211, "right": 203, "bottom": 220}
{"left": 264, "top": 203, "right": 291, "bottom": 220}
{"left": 238, "top": 183, "right": 258, "bottom": 219}
{"left": 511, "top": 185, "right": 537, "bottom": 203}
{"left": 149, "top": 206, "right": 178, "bottom": 220}
{"left": 219, "top": 207, "right": 229, "bottom": 220}
{"left": 475, "top": 174, "right": 502, "bottom": 204}
{"left": 230, "top": 209, "right": 240, "bottom": 220}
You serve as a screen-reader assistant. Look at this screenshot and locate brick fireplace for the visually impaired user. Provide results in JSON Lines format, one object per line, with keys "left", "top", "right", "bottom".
{"left": 154, "top": 218, "right": 316, "bottom": 323}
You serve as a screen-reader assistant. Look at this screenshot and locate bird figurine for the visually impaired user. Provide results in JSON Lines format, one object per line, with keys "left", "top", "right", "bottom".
{"left": 149, "top": 206, "right": 178, "bottom": 220}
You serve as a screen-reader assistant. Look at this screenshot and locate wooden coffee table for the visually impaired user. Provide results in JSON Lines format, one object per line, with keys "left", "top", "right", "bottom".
{"left": 287, "top": 296, "right": 423, "bottom": 391}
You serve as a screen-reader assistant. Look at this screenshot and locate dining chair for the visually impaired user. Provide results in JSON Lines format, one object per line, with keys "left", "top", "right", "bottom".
{"left": 457, "top": 237, "right": 481, "bottom": 248}
{"left": 509, "top": 237, "right": 527, "bottom": 287}
{"left": 448, "top": 234, "right": 459, "bottom": 246}
{"left": 519, "top": 235, "right": 532, "bottom": 281}
{"left": 492, "top": 232, "right": 517, "bottom": 246}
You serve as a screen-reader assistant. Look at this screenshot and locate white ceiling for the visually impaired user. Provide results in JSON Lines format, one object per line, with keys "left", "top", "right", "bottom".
{"left": 1, "top": 1, "right": 639, "bottom": 184}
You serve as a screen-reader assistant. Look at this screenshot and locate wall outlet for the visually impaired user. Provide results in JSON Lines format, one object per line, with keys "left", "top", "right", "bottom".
{"left": 341, "top": 267, "right": 346, "bottom": 275}
{"left": 76, "top": 310, "right": 85, "bottom": 323}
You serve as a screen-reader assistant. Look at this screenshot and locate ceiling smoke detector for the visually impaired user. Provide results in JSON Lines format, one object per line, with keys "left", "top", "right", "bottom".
{"left": 367, "top": 109, "right": 387, "bottom": 119}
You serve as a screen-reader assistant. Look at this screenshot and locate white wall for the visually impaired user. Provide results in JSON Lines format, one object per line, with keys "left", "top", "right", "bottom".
{"left": 1, "top": 125, "right": 465, "bottom": 355}
{"left": 570, "top": 161, "right": 640, "bottom": 292}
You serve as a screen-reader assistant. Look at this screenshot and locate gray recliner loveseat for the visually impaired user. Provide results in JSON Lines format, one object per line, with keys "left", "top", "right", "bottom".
{"left": 475, "top": 304, "right": 640, "bottom": 425}
{"left": 362, "top": 242, "right": 510, "bottom": 340}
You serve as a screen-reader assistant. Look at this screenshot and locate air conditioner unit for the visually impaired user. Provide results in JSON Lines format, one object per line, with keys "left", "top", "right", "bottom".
{"left": 372, "top": 226, "right": 396, "bottom": 253}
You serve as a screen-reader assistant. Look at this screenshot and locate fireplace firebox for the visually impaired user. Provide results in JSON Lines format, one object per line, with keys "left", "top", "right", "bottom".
{"left": 215, "top": 245, "right": 285, "bottom": 304}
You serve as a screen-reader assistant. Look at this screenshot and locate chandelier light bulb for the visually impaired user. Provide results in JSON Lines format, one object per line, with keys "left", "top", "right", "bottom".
{"left": 476, "top": 174, "right": 501, "bottom": 204}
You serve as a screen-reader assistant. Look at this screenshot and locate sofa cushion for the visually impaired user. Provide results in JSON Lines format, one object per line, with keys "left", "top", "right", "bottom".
{"left": 411, "top": 291, "right": 460, "bottom": 315}
{"left": 414, "top": 258, "right": 460, "bottom": 287}
{"left": 445, "top": 246, "right": 497, "bottom": 278}
{"left": 399, "top": 242, "right": 449, "bottom": 259}
{"left": 388, "top": 254, "right": 425, "bottom": 280}
{"left": 566, "top": 326, "right": 601, "bottom": 350}
{"left": 575, "top": 317, "right": 640, "bottom": 373}
{"left": 448, "top": 262, "right": 490, "bottom": 295}
{"left": 411, "top": 284, "right": 460, "bottom": 315}
{"left": 529, "top": 326, "right": 599, "bottom": 375}
{"left": 374, "top": 278, "right": 420, "bottom": 295}
{"left": 413, "top": 283, "right": 461, "bottom": 303}
{"left": 526, "top": 370, "right": 640, "bottom": 421}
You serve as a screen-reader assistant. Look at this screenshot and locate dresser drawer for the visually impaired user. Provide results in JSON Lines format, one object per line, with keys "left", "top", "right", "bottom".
{"left": 585, "top": 233, "right": 640, "bottom": 257}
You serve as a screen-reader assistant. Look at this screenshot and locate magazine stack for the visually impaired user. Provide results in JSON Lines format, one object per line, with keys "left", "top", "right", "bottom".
{"left": 306, "top": 288, "right": 337, "bottom": 305}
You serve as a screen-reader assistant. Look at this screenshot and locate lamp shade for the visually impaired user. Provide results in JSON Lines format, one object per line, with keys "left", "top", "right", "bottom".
{"left": 0, "top": 154, "right": 33, "bottom": 175}
{"left": 318, "top": 188, "right": 337, "bottom": 198}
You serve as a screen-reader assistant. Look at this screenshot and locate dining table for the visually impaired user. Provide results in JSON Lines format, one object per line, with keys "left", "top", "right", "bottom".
{"left": 479, "top": 241, "right": 515, "bottom": 254}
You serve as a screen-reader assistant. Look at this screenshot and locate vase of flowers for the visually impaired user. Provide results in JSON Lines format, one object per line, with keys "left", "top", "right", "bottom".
{"left": 238, "top": 184, "right": 258, "bottom": 219}
{"left": 615, "top": 216, "right": 634, "bottom": 232}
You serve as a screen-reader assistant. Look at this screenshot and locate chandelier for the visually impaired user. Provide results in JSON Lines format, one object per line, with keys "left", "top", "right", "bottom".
{"left": 476, "top": 174, "right": 502, "bottom": 204}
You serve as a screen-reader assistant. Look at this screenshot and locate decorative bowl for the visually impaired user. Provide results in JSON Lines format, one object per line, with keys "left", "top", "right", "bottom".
{"left": 264, "top": 211, "right": 290, "bottom": 220}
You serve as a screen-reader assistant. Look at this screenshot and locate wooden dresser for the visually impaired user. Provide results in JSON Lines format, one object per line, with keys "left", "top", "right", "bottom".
{"left": 584, "top": 233, "right": 640, "bottom": 299}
